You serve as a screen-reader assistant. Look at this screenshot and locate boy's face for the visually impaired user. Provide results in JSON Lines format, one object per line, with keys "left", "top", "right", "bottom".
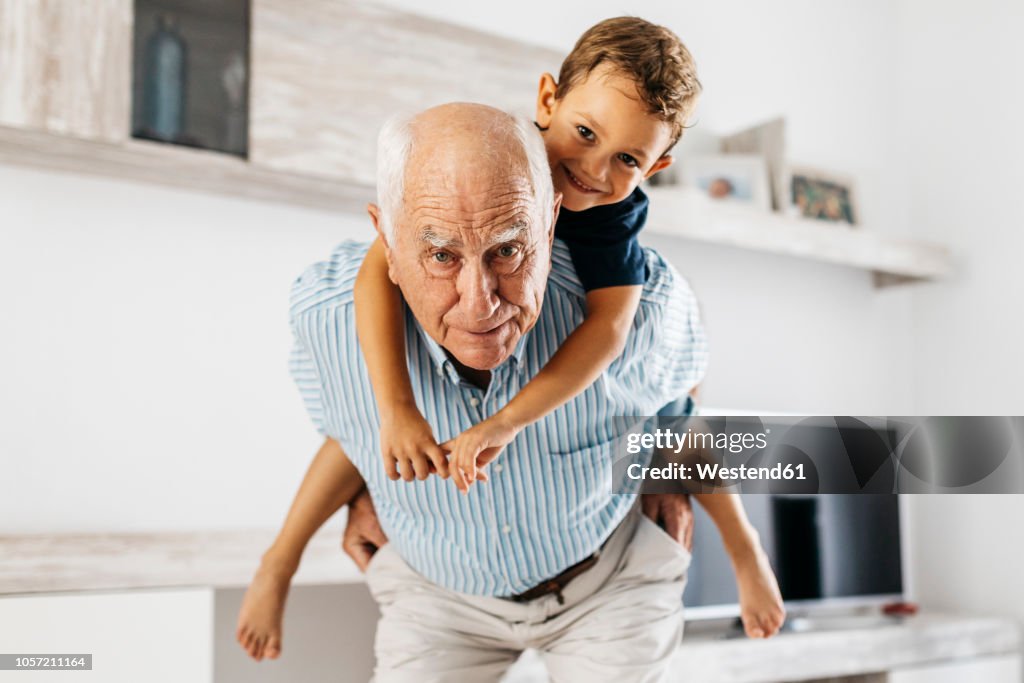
{"left": 536, "top": 63, "right": 675, "bottom": 212}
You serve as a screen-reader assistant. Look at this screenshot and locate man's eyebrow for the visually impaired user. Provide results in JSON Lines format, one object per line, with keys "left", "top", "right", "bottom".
{"left": 420, "top": 228, "right": 461, "bottom": 249}
{"left": 487, "top": 221, "right": 529, "bottom": 246}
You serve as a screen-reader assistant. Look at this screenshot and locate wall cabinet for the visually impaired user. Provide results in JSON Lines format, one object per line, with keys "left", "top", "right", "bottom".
{"left": 249, "top": 0, "right": 558, "bottom": 184}
{"left": 0, "top": 0, "right": 131, "bottom": 142}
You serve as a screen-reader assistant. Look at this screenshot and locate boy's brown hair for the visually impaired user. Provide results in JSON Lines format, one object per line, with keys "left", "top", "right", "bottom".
{"left": 556, "top": 16, "right": 701, "bottom": 150}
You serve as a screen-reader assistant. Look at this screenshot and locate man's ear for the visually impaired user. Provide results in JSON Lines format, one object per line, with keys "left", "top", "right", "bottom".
{"left": 547, "top": 192, "right": 563, "bottom": 249}
{"left": 644, "top": 154, "right": 675, "bottom": 181}
{"left": 535, "top": 73, "right": 559, "bottom": 129}
{"left": 367, "top": 203, "right": 399, "bottom": 283}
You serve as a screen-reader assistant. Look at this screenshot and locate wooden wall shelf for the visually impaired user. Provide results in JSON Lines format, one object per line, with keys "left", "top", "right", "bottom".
{"left": 0, "top": 124, "right": 373, "bottom": 213}
{"left": 644, "top": 187, "right": 952, "bottom": 287}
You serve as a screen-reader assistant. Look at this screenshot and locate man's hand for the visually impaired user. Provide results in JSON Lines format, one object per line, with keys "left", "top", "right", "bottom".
{"left": 342, "top": 488, "right": 389, "bottom": 571}
{"left": 641, "top": 493, "right": 695, "bottom": 552}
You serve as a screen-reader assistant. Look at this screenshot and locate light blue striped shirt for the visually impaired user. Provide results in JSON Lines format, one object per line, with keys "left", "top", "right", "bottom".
{"left": 289, "top": 239, "right": 708, "bottom": 596}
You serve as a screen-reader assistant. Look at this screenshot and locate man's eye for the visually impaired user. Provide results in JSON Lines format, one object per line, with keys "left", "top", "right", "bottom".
{"left": 497, "top": 245, "right": 519, "bottom": 258}
{"left": 576, "top": 125, "right": 595, "bottom": 141}
{"left": 432, "top": 252, "right": 452, "bottom": 263}
{"left": 618, "top": 153, "right": 639, "bottom": 168}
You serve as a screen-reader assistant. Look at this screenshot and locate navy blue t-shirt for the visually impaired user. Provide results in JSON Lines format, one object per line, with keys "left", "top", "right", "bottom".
{"left": 554, "top": 186, "right": 649, "bottom": 291}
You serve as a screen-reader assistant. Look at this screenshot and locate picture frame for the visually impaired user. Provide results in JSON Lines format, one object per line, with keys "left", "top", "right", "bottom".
{"left": 785, "top": 165, "right": 858, "bottom": 226}
{"left": 681, "top": 154, "right": 772, "bottom": 211}
{"left": 720, "top": 117, "right": 787, "bottom": 211}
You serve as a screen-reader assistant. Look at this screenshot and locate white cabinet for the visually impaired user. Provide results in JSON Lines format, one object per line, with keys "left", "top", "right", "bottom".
{"left": 0, "top": 588, "right": 213, "bottom": 683}
{"left": 888, "top": 654, "right": 1023, "bottom": 683}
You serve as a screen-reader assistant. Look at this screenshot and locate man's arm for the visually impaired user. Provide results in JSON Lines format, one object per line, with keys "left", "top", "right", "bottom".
{"left": 261, "top": 438, "right": 366, "bottom": 575}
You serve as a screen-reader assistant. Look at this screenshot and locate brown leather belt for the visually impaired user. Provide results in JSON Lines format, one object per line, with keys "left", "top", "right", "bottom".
{"left": 507, "top": 552, "right": 600, "bottom": 605}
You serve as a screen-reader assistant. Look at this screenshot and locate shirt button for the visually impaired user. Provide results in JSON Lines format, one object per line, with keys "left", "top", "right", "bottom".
{"left": 494, "top": 463, "right": 504, "bottom": 474}
{"left": 469, "top": 397, "right": 480, "bottom": 407}
{"left": 502, "top": 525, "right": 512, "bottom": 534}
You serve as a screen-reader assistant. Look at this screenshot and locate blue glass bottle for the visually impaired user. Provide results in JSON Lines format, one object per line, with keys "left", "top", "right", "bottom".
{"left": 141, "top": 13, "right": 187, "bottom": 142}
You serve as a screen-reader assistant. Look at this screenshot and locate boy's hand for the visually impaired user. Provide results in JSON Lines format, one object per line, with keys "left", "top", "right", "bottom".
{"left": 380, "top": 403, "right": 448, "bottom": 481}
{"left": 444, "top": 416, "right": 519, "bottom": 493}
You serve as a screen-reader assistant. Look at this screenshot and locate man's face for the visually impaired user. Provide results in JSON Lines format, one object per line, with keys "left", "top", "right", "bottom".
{"left": 379, "top": 145, "right": 557, "bottom": 371}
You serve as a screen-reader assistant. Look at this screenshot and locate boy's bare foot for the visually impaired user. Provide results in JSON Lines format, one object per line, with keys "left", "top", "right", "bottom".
{"left": 734, "top": 547, "right": 786, "bottom": 638}
{"left": 236, "top": 558, "right": 294, "bottom": 661}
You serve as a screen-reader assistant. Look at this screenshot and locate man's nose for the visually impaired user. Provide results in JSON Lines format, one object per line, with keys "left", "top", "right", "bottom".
{"left": 457, "top": 260, "right": 501, "bottom": 321}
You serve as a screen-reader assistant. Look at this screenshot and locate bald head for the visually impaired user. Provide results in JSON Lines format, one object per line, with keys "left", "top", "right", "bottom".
{"left": 368, "top": 102, "right": 561, "bottom": 373}
{"left": 375, "top": 103, "right": 554, "bottom": 247}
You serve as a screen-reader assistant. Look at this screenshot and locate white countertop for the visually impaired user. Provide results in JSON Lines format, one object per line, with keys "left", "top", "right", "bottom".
{"left": 672, "top": 612, "right": 1022, "bottom": 683}
{"left": 0, "top": 526, "right": 362, "bottom": 595}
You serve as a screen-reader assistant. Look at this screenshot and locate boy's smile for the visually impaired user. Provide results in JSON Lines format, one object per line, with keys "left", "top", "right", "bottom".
{"left": 536, "top": 63, "right": 676, "bottom": 212}
{"left": 561, "top": 163, "right": 605, "bottom": 195}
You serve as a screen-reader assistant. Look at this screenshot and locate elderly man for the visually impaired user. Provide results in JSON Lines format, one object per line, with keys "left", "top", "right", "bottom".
{"left": 246, "top": 103, "right": 708, "bottom": 681}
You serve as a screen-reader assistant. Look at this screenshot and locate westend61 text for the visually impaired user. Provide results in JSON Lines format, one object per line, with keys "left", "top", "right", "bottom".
{"left": 627, "top": 462, "right": 807, "bottom": 482}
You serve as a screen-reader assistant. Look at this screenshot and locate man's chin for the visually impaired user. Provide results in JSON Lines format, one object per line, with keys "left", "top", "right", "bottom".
{"left": 450, "top": 345, "right": 511, "bottom": 371}
{"left": 446, "top": 331, "right": 519, "bottom": 371}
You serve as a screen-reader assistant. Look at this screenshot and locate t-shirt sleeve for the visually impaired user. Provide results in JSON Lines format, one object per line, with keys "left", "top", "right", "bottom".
{"left": 562, "top": 235, "right": 648, "bottom": 291}
{"left": 554, "top": 186, "right": 649, "bottom": 291}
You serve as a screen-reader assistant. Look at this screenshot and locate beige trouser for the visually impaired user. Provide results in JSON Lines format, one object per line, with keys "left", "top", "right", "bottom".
{"left": 364, "top": 505, "right": 692, "bottom": 683}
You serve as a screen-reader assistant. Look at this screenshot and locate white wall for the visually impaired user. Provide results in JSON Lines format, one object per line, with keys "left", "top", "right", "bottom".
{"left": 0, "top": 165, "right": 365, "bottom": 532}
{"left": 895, "top": 0, "right": 1024, "bottom": 628}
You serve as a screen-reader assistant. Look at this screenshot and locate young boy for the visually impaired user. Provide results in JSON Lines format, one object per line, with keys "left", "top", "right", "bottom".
{"left": 238, "top": 17, "right": 785, "bottom": 662}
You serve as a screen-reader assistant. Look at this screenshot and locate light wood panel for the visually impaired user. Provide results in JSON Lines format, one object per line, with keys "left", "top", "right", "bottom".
{"left": 0, "top": 0, "right": 131, "bottom": 142}
{"left": 0, "top": 124, "right": 373, "bottom": 213}
{"left": 0, "top": 524, "right": 361, "bottom": 594}
{"left": 249, "top": 0, "right": 561, "bottom": 184}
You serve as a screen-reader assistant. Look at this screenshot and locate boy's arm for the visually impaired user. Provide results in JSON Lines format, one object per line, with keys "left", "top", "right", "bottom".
{"left": 501, "top": 285, "right": 642, "bottom": 428}
{"left": 354, "top": 238, "right": 448, "bottom": 481}
{"left": 450, "top": 285, "right": 642, "bottom": 489}
{"left": 261, "top": 438, "right": 367, "bottom": 576}
{"left": 354, "top": 238, "right": 413, "bottom": 416}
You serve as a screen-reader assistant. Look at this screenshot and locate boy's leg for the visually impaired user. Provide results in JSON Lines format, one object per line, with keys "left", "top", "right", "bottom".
{"left": 538, "top": 507, "right": 691, "bottom": 683}
{"left": 238, "top": 438, "right": 366, "bottom": 661}
{"left": 365, "top": 545, "right": 521, "bottom": 683}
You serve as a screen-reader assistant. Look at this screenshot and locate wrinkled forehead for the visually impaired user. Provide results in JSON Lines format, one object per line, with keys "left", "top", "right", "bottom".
{"left": 399, "top": 143, "right": 542, "bottom": 245}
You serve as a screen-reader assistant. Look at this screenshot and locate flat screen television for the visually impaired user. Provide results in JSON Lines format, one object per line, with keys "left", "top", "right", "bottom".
{"left": 676, "top": 412, "right": 906, "bottom": 620}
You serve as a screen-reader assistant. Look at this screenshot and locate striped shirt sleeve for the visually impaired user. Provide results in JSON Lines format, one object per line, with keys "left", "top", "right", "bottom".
{"left": 288, "top": 328, "right": 327, "bottom": 437}
{"left": 628, "top": 248, "right": 710, "bottom": 411}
